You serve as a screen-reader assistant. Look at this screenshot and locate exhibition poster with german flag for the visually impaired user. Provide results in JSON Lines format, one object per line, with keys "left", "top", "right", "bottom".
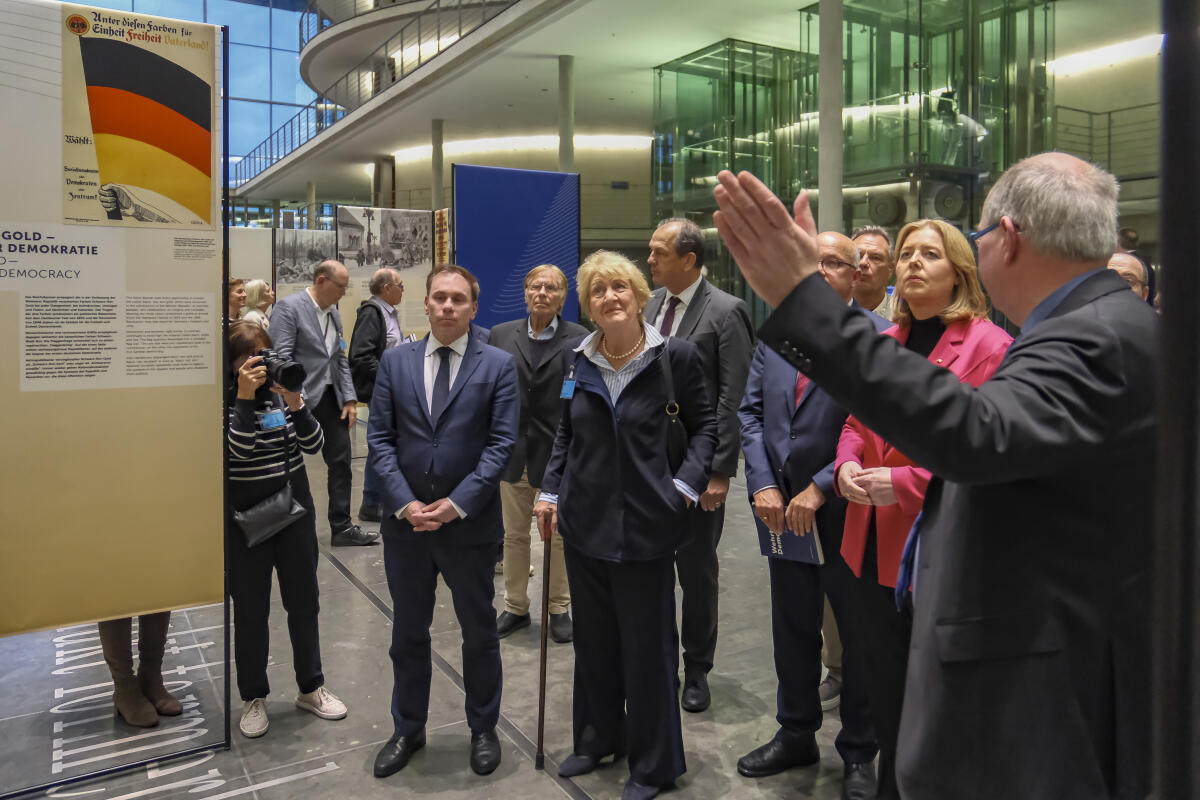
{"left": 0, "top": 0, "right": 224, "bottom": 637}
{"left": 61, "top": 4, "right": 216, "bottom": 228}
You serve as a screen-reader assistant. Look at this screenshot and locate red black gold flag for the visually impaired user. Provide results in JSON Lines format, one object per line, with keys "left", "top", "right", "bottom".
{"left": 78, "top": 36, "right": 212, "bottom": 223}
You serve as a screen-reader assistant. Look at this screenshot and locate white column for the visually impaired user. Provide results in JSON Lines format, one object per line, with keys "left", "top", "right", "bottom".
{"left": 558, "top": 55, "right": 575, "bottom": 173}
{"left": 817, "top": 0, "right": 844, "bottom": 233}
{"left": 431, "top": 118, "right": 444, "bottom": 211}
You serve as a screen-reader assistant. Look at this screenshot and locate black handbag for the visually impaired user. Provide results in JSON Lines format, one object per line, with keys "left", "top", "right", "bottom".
{"left": 659, "top": 339, "right": 688, "bottom": 472}
{"left": 233, "top": 482, "right": 307, "bottom": 547}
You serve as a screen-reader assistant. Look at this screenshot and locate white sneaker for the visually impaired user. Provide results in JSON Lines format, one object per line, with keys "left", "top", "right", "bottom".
{"left": 239, "top": 698, "right": 269, "bottom": 738}
{"left": 295, "top": 686, "right": 347, "bottom": 720}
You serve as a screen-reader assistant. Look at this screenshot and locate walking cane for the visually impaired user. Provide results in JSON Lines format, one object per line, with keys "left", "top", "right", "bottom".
{"left": 535, "top": 517, "right": 553, "bottom": 770}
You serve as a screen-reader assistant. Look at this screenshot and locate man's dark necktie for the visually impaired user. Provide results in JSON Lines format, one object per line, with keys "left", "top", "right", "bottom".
{"left": 431, "top": 346, "right": 452, "bottom": 419}
{"left": 794, "top": 371, "right": 809, "bottom": 408}
{"left": 658, "top": 296, "right": 682, "bottom": 336}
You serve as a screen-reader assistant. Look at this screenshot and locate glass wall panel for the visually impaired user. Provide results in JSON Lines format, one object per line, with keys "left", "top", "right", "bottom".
{"left": 272, "top": 49, "right": 314, "bottom": 104}
{"left": 655, "top": 1, "right": 1054, "bottom": 323}
{"left": 272, "top": 6, "right": 303, "bottom": 50}
{"left": 210, "top": 0, "right": 271, "bottom": 46}
{"left": 230, "top": 43, "right": 271, "bottom": 101}
{"left": 229, "top": 98, "right": 271, "bottom": 157}
{"left": 132, "top": 0, "right": 203, "bottom": 22}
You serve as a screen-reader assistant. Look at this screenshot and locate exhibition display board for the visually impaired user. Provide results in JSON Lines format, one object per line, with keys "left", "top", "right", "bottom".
{"left": 0, "top": 1, "right": 228, "bottom": 794}
{"left": 451, "top": 165, "right": 581, "bottom": 329}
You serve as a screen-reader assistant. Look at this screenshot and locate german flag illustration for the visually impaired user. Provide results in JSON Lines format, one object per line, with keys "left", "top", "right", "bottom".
{"left": 78, "top": 36, "right": 212, "bottom": 223}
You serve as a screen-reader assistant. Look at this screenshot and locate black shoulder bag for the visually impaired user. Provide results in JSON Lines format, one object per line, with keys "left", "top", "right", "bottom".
{"left": 659, "top": 339, "right": 689, "bottom": 472}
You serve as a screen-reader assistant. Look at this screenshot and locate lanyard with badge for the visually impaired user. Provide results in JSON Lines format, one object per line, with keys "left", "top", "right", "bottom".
{"left": 261, "top": 395, "right": 288, "bottom": 430}
{"left": 560, "top": 357, "right": 578, "bottom": 399}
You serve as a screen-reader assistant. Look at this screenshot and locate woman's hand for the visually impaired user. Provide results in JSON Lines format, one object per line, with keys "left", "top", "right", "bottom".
{"left": 838, "top": 461, "right": 872, "bottom": 505}
{"left": 856, "top": 467, "right": 898, "bottom": 506}
{"left": 752, "top": 487, "right": 785, "bottom": 534}
{"left": 272, "top": 384, "right": 304, "bottom": 411}
{"left": 533, "top": 500, "right": 558, "bottom": 542}
{"left": 236, "top": 355, "right": 266, "bottom": 400}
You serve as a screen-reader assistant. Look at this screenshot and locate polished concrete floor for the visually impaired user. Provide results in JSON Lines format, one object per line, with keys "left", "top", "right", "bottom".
{"left": 0, "top": 450, "right": 855, "bottom": 799}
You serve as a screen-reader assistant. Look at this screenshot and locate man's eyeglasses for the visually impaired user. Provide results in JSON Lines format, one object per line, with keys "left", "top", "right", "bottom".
{"left": 817, "top": 258, "right": 855, "bottom": 272}
{"left": 527, "top": 281, "right": 563, "bottom": 293}
{"left": 968, "top": 221, "right": 1003, "bottom": 243}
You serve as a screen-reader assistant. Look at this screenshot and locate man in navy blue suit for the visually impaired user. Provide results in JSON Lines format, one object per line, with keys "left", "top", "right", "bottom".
{"left": 367, "top": 265, "right": 520, "bottom": 780}
{"left": 737, "top": 232, "right": 887, "bottom": 800}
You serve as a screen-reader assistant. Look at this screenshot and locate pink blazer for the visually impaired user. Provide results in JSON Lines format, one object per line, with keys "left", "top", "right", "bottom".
{"left": 836, "top": 316, "right": 1012, "bottom": 587}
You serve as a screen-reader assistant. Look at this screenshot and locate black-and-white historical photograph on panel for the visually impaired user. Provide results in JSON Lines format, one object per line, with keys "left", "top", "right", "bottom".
{"left": 336, "top": 207, "right": 433, "bottom": 279}
{"left": 274, "top": 228, "right": 338, "bottom": 286}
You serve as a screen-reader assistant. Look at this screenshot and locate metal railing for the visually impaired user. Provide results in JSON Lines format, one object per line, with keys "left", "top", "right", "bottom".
{"left": 235, "top": 0, "right": 516, "bottom": 188}
{"left": 300, "top": 0, "right": 404, "bottom": 51}
{"left": 1057, "top": 103, "right": 1159, "bottom": 179}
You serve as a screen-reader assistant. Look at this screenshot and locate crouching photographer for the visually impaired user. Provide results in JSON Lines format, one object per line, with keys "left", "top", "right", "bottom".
{"left": 226, "top": 320, "right": 349, "bottom": 739}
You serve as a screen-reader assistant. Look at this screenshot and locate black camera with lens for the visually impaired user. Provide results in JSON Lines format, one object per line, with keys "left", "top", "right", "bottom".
{"left": 257, "top": 348, "right": 306, "bottom": 393}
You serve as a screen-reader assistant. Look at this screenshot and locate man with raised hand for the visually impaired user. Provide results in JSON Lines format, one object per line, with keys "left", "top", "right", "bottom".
{"left": 713, "top": 154, "right": 1154, "bottom": 800}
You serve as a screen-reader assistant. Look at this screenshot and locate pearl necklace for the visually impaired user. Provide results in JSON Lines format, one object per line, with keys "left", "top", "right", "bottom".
{"left": 600, "top": 330, "right": 645, "bottom": 360}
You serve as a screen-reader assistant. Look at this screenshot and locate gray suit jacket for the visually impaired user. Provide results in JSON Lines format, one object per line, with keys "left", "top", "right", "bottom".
{"left": 268, "top": 290, "right": 357, "bottom": 408}
{"left": 645, "top": 277, "right": 754, "bottom": 477}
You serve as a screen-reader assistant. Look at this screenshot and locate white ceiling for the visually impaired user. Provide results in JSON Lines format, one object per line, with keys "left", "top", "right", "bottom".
{"left": 236, "top": 0, "right": 1162, "bottom": 203}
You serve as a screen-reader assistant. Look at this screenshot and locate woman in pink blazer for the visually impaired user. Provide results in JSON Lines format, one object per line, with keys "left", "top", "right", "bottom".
{"left": 834, "top": 219, "right": 1011, "bottom": 800}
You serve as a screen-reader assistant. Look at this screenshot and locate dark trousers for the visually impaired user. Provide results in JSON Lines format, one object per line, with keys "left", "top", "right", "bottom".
{"left": 227, "top": 470, "right": 323, "bottom": 702}
{"left": 311, "top": 391, "right": 352, "bottom": 535}
{"left": 565, "top": 544, "right": 686, "bottom": 787}
{"left": 673, "top": 502, "right": 723, "bottom": 675}
{"left": 383, "top": 530, "right": 501, "bottom": 736}
{"left": 361, "top": 443, "right": 380, "bottom": 508}
{"left": 768, "top": 547, "right": 877, "bottom": 764}
{"left": 850, "top": 519, "right": 913, "bottom": 800}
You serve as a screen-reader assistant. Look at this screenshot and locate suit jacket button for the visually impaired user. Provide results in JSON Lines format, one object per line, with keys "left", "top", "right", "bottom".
{"left": 800, "top": 358, "right": 813, "bottom": 371}
{"left": 432, "top": 439, "right": 439, "bottom": 447}
{"left": 790, "top": 433, "right": 797, "bottom": 439}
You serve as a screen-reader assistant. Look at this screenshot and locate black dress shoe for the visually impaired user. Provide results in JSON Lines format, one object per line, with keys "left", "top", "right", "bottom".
{"left": 331, "top": 525, "right": 380, "bottom": 547}
{"left": 622, "top": 778, "right": 662, "bottom": 800}
{"left": 681, "top": 672, "right": 710, "bottom": 712}
{"left": 549, "top": 612, "right": 573, "bottom": 643}
{"left": 558, "top": 753, "right": 596, "bottom": 777}
{"left": 469, "top": 729, "right": 501, "bottom": 775}
{"left": 736, "top": 734, "right": 820, "bottom": 778}
{"left": 373, "top": 730, "right": 426, "bottom": 777}
{"left": 358, "top": 504, "right": 382, "bottom": 522}
{"left": 842, "top": 761, "right": 877, "bottom": 800}
{"left": 496, "top": 611, "right": 530, "bottom": 638}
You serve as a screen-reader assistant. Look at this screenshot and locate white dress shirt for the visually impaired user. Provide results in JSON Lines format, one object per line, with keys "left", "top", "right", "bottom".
{"left": 306, "top": 287, "right": 337, "bottom": 387}
{"left": 652, "top": 273, "right": 703, "bottom": 336}
{"left": 422, "top": 330, "right": 469, "bottom": 414}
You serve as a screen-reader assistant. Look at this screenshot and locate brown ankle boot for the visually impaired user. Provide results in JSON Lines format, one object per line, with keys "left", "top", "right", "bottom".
{"left": 136, "top": 612, "right": 183, "bottom": 716}
{"left": 99, "top": 618, "right": 159, "bottom": 727}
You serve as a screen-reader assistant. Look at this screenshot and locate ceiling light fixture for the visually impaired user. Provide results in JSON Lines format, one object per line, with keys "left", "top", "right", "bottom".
{"left": 389, "top": 134, "right": 651, "bottom": 164}
{"left": 1046, "top": 33, "right": 1164, "bottom": 76}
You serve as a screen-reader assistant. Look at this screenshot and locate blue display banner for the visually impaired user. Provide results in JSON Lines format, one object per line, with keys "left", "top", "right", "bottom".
{"left": 452, "top": 164, "right": 580, "bottom": 329}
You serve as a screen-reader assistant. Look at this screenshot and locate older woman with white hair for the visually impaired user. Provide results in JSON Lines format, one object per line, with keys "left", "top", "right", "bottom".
{"left": 535, "top": 250, "right": 716, "bottom": 800}
{"left": 241, "top": 279, "right": 275, "bottom": 329}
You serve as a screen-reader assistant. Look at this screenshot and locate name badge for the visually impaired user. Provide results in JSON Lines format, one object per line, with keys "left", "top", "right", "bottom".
{"left": 560, "top": 379, "right": 576, "bottom": 399}
{"left": 339, "top": 337, "right": 348, "bottom": 352}
{"left": 261, "top": 408, "right": 287, "bottom": 430}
